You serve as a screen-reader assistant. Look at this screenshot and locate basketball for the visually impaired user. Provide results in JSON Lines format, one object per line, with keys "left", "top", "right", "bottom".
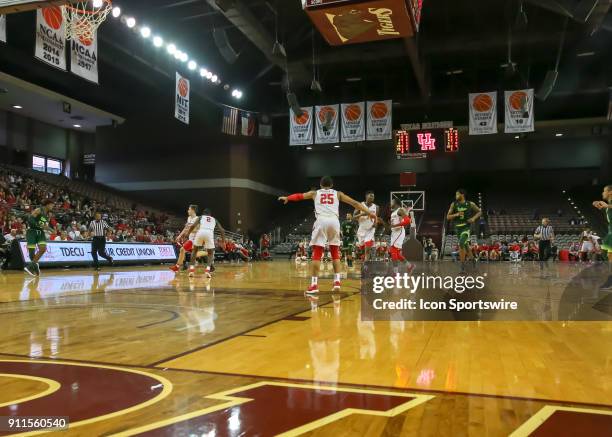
{"left": 370, "top": 102, "right": 388, "bottom": 119}
{"left": 295, "top": 111, "right": 309, "bottom": 125}
{"left": 318, "top": 106, "right": 336, "bottom": 123}
{"left": 178, "top": 78, "right": 189, "bottom": 97}
{"left": 345, "top": 104, "right": 361, "bottom": 121}
{"left": 42, "top": 6, "right": 63, "bottom": 30}
{"left": 472, "top": 94, "right": 493, "bottom": 112}
{"left": 510, "top": 91, "right": 527, "bottom": 110}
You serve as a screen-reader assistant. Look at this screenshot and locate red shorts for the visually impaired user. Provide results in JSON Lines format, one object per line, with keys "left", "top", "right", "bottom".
{"left": 390, "top": 246, "right": 405, "bottom": 261}
{"left": 182, "top": 240, "right": 193, "bottom": 252}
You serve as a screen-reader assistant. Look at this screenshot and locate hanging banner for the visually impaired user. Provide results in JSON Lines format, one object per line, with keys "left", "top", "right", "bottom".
{"left": 366, "top": 100, "right": 392, "bottom": 141}
{"left": 341, "top": 102, "right": 365, "bottom": 142}
{"left": 175, "top": 72, "right": 190, "bottom": 125}
{"left": 468, "top": 92, "right": 497, "bottom": 135}
{"left": 35, "top": 6, "right": 66, "bottom": 70}
{"left": 0, "top": 15, "right": 6, "bottom": 43}
{"left": 241, "top": 111, "right": 256, "bottom": 136}
{"left": 70, "top": 31, "right": 98, "bottom": 83}
{"left": 289, "top": 106, "right": 314, "bottom": 146}
{"left": 315, "top": 104, "right": 340, "bottom": 144}
{"left": 504, "top": 89, "right": 534, "bottom": 133}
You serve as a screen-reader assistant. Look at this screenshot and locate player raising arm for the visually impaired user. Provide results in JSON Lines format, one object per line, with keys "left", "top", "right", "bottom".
{"left": 279, "top": 176, "right": 376, "bottom": 294}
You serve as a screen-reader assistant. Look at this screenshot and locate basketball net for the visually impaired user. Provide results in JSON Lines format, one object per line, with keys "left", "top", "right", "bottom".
{"left": 63, "top": 0, "right": 112, "bottom": 41}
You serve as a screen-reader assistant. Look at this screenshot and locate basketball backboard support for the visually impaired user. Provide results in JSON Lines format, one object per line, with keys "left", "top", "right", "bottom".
{"left": 390, "top": 191, "right": 425, "bottom": 212}
{"left": 0, "top": 1, "right": 69, "bottom": 15}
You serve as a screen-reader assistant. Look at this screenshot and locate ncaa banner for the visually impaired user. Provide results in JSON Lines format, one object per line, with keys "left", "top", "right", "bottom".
{"left": 315, "top": 104, "right": 339, "bottom": 144}
{"left": 175, "top": 72, "right": 190, "bottom": 124}
{"left": 35, "top": 6, "right": 66, "bottom": 70}
{"left": 0, "top": 15, "right": 6, "bottom": 43}
{"left": 469, "top": 92, "right": 497, "bottom": 135}
{"left": 366, "top": 100, "right": 392, "bottom": 141}
{"left": 289, "top": 106, "right": 314, "bottom": 146}
{"left": 70, "top": 31, "right": 98, "bottom": 83}
{"left": 504, "top": 89, "right": 535, "bottom": 133}
{"left": 341, "top": 102, "right": 365, "bottom": 142}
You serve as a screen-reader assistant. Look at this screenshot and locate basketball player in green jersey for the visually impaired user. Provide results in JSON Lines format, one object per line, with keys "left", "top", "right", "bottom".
{"left": 341, "top": 212, "right": 358, "bottom": 268}
{"left": 24, "top": 199, "right": 54, "bottom": 276}
{"left": 447, "top": 189, "right": 482, "bottom": 272}
{"left": 593, "top": 184, "right": 612, "bottom": 290}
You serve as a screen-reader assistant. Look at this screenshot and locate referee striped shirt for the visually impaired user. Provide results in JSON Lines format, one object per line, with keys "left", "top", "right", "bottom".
{"left": 89, "top": 220, "right": 111, "bottom": 237}
{"left": 535, "top": 224, "right": 554, "bottom": 241}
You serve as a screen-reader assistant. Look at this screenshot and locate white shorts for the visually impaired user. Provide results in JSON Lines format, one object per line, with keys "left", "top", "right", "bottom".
{"left": 194, "top": 230, "right": 215, "bottom": 250}
{"left": 390, "top": 230, "right": 405, "bottom": 249}
{"left": 357, "top": 227, "right": 375, "bottom": 246}
{"left": 310, "top": 216, "right": 340, "bottom": 247}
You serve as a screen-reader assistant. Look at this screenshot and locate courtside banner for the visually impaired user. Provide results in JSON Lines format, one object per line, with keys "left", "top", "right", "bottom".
{"left": 469, "top": 92, "right": 497, "bottom": 135}
{"left": 18, "top": 241, "right": 177, "bottom": 266}
{"left": 315, "top": 104, "right": 340, "bottom": 144}
{"left": 289, "top": 106, "right": 314, "bottom": 145}
{"left": 175, "top": 72, "right": 190, "bottom": 124}
{"left": 0, "top": 15, "right": 6, "bottom": 43}
{"left": 341, "top": 102, "right": 365, "bottom": 142}
{"left": 35, "top": 6, "right": 66, "bottom": 70}
{"left": 504, "top": 88, "right": 535, "bottom": 133}
{"left": 366, "top": 100, "right": 392, "bottom": 141}
{"left": 70, "top": 30, "right": 98, "bottom": 83}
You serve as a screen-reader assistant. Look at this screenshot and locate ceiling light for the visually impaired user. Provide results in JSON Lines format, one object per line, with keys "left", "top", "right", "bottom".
{"left": 126, "top": 17, "right": 136, "bottom": 28}
{"left": 514, "top": 135, "right": 519, "bottom": 139}
{"left": 93, "top": 0, "right": 103, "bottom": 7}
{"left": 306, "top": 146, "right": 313, "bottom": 150}
{"left": 111, "top": 6, "right": 121, "bottom": 17}
{"left": 205, "top": 71, "right": 213, "bottom": 79}
{"left": 153, "top": 36, "right": 163, "bottom": 47}
{"left": 555, "top": 133, "right": 563, "bottom": 137}
{"left": 346, "top": 77, "right": 361, "bottom": 82}
{"left": 334, "top": 145, "right": 341, "bottom": 148}
{"left": 576, "top": 51, "right": 595, "bottom": 57}
{"left": 188, "top": 60, "right": 197, "bottom": 70}
{"left": 140, "top": 26, "right": 151, "bottom": 38}
{"left": 73, "top": 124, "right": 81, "bottom": 128}
{"left": 232, "top": 89, "right": 242, "bottom": 99}
{"left": 174, "top": 50, "right": 182, "bottom": 60}
{"left": 199, "top": 68, "right": 208, "bottom": 77}
{"left": 167, "top": 43, "right": 176, "bottom": 54}
{"left": 211, "top": 74, "right": 218, "bottom": 82}
{"left": 12, "top": 105, "right": 22, "bottom": 109}
{"left": 179, "top": 52, "right": 188, "bottom": 62}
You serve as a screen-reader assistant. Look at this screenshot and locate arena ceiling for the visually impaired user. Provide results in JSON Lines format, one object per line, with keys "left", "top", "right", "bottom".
{"left": 0, "top": 0, "right": 611, "bottom": 125}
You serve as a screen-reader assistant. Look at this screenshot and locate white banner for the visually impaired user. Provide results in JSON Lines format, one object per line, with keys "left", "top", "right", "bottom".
{"left": 504, "top": 89, "right": 535, "bottom": 133}
{"left": 19, "top": 241, "right": 177, "bottom": 266}
{"left": 315, "top": 104, "right": 339, "bottom": 144}
{"left": 35, "top": 6, "right": 66, "bottom": 70}
{"left": 175, "top": 72, "right": 190, "bottom": 124}
{"left": 341, "top": 102, "right": 365, "bottom": 142}
{"left": 366, "top": 100, "right": 392, "bottom": 141}
{"left": 70, "top": 32, "right": 98, "bottom": 83}
{"left": 469, "top": 92, "right": 497, "bottom": 135}
{"left": 0, "top": 15, "right": 6, "bottom": 43}
{"left": 289, "top": 106, "right": 314, "bottom": 145}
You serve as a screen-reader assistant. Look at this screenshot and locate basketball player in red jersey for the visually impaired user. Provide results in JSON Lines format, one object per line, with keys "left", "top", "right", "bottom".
{"left": 354, "top": 191, "right": 380, "bottom": 262}
{"left": 279, "top": 176, "right": 376, "bottom": 294}
{"left": 170, "top": 204, "right": 199, "bottom": 272}
{"left": 389, "top": 198, "right": 415, "bottom": 273}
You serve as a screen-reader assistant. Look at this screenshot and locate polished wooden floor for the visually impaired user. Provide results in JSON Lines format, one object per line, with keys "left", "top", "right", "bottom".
{"left": 0, "top": 260, "right": 610, "bottom": 436}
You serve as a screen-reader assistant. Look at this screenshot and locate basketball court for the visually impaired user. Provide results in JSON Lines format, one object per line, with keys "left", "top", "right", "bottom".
{"left": 0, "top": 0, "right": 611, "bottom": 436}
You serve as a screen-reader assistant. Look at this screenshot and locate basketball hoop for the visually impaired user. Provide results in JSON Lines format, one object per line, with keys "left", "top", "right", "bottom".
{"left": 63, "top": 0, "right": 112, "bottom": 41}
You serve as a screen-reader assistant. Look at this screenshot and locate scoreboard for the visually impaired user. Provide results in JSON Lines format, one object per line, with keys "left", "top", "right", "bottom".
{"left": 395, "top": 128, "right": 460, "bottom": 159}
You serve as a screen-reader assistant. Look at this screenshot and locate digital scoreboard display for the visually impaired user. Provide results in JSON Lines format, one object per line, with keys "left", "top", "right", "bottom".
{"left": 395, "top": 128, "right": 460, "bottom": 159}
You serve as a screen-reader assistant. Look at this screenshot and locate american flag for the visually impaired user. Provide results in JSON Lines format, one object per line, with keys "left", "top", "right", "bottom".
{"left": 222, "top": 106, "right": 239, "bottom": 135}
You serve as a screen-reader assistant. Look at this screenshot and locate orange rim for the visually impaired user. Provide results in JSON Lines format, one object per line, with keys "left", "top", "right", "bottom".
{"left": 65, "top": 0, "right": 112, "bottom": 15}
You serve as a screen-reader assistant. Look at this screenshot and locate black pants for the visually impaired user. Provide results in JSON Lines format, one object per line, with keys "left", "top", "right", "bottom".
{"left": 92, "top": 236, "right": 112, "bottom": 267}
{"left": 539, "top": 240, "right": 551, "bottom": 263}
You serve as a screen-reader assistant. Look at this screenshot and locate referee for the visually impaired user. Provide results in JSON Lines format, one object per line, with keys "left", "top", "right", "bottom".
{"left": 534, "top": 218, "right": 554, "bottom": 269}
{"left": 89, "top": 212, "right": 114, "bottom": 270}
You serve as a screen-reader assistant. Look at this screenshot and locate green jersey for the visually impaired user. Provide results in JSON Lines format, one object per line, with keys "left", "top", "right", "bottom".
{"left": 607, "top": 207, "right": 612, "bottom": 231}
{"left": 452, "top": 201, "right": 472, "bottom": 229}
{"left": 27, "top": 212, "right": 49, "bottom": 232}
{"left": 341, "top": 220, "right": 357, "bottom": 240}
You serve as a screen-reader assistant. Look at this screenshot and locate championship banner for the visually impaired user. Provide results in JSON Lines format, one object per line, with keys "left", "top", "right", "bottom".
{"left": 35, "top": 6, "right": 66, "bottom": 70}
{"left": 289, "top": 106, "right": 314, "bottom": 146}
{"left": 504, "top": 89, "right": 534, "bottom": 133}
{"left": 315, "top": 104, "right": 339, "bottom": 144}
{"left": 341, "top": 102, "right": 365, "bottom": 142}
{"left": 469, "top": 92, "right": 497, "bottom": 135}
{"left": 70, "top": 31, "right": 98, "bottom": 83}
{"left": 0, "top": 15, "right": 6, "bottom": 43}
{"left": 366, "top": 100, "right": 392, "bottom": 141}
{"left": 175, "top": 72, "right": 190, "bottom": 125}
